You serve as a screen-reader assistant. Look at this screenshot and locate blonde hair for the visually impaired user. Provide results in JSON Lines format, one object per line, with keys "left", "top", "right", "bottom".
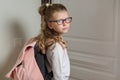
{"left": 34, "top": 3, "right": 68, "bottom": 54}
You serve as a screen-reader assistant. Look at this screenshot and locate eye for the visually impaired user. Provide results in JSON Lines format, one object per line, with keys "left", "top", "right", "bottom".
{"left": 65, "top": 17, "right": 72, "bottom": 23}
{"left": 56, "top": 19, "right": 63, "bottom": 24}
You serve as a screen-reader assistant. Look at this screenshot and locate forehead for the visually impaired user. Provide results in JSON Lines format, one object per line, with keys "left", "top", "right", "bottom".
{"left": 52, "top": 11, "right": 69, "bottom": 19}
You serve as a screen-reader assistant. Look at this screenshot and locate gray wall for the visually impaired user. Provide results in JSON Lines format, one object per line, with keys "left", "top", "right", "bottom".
{"left": 61, "top": 0, "right": 120, "bottom": 80}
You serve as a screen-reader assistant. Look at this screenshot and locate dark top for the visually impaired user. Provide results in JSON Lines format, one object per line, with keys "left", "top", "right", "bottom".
{"left": 34, "top": 44, "right": 46, "bottom": 79}
{"left": 34, "top": 44, "right": 53, "bottom": 80}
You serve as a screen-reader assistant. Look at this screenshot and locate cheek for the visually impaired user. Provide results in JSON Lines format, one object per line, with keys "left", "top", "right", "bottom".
{"left": 67, "top": 23, "right": 70, "bottom": 26}
{"left": 52, "top": 26, "right": 61, "bottom": 32}
{"left": 53, "top": 26, "right": 59, "bottom": 31}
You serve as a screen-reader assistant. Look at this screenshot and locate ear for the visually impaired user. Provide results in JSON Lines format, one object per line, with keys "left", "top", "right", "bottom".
{"left": 48, "top": 22, "right": 53, "bottom": 29}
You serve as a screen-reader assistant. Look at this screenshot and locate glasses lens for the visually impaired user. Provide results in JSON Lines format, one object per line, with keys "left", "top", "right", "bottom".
{"left": 49, "top": 17, "right": 72, "bottom": 25}
{"left": 57, "top": 20, "right": 63, "bottom": 25}
{"left": 65, "top": 17, "right": 72, "bottom": 23}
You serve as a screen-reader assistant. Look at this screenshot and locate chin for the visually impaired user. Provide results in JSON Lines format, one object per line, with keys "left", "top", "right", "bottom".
{"left": 63, "top": 31, "right": 68, "bottom": 34}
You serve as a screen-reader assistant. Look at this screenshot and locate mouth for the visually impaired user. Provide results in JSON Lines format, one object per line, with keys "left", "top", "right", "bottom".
{"left": 63, "top": 27, "right": 69, "bottom": 30}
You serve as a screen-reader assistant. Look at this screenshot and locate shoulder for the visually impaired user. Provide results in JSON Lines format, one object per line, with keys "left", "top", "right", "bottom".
{"left": 47, "top": 42, "right": 61, "bottom": 50}
{"left": 54, "top": 42, "right": 63, "bottom": 49}
{"left": 47, "top": 42, "right": 65, "bottom": 55}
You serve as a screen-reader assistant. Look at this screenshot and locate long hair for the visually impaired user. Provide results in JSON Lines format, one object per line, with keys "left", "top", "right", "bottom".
{"left": 34, "top": 3, "right": 68, "bottom": 54}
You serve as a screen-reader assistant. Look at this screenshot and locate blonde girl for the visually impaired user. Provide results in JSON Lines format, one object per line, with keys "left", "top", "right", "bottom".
{"left": 35, "top": 3, "right": 72, "bottom": 80}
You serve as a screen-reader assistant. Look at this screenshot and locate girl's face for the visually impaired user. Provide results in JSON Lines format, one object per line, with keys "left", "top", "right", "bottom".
{"left": 48, "top": 11, "right": 71, "bottom": 35}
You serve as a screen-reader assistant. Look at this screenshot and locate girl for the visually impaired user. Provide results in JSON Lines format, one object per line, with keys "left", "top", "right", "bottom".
{"left": 36, "top": 3, "right": 72, "bottom": 80}
{"left": 6, "top": 3, "right": 72, "bottom": 80}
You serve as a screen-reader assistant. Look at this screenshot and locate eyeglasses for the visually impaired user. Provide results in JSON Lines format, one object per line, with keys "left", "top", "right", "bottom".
{"left": 49, "top": 17, "right": 72, "bottom": 25}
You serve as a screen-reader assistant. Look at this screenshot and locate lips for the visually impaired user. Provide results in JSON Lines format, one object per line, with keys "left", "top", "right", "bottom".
{"left": 63, "top": 27, "right": 69, "bottom": 30}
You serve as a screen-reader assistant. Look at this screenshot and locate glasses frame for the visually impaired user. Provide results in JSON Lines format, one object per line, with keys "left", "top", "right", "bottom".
{"left": 49, "top": 17, "right": 72, "bottom": 25}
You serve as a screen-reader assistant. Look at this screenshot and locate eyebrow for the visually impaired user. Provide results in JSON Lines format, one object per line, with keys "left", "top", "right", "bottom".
{"left": 49, "top": 17, "right": 70, "bottom": 22}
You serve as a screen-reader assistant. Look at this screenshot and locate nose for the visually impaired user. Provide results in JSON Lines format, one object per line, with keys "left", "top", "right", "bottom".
{"left": 62, "top": 21, "right": 67, "bottom": 26}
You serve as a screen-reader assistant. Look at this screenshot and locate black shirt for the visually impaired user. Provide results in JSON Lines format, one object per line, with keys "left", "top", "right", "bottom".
{"left": 34, "top": 44, "right": 46, "bottom": 79}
